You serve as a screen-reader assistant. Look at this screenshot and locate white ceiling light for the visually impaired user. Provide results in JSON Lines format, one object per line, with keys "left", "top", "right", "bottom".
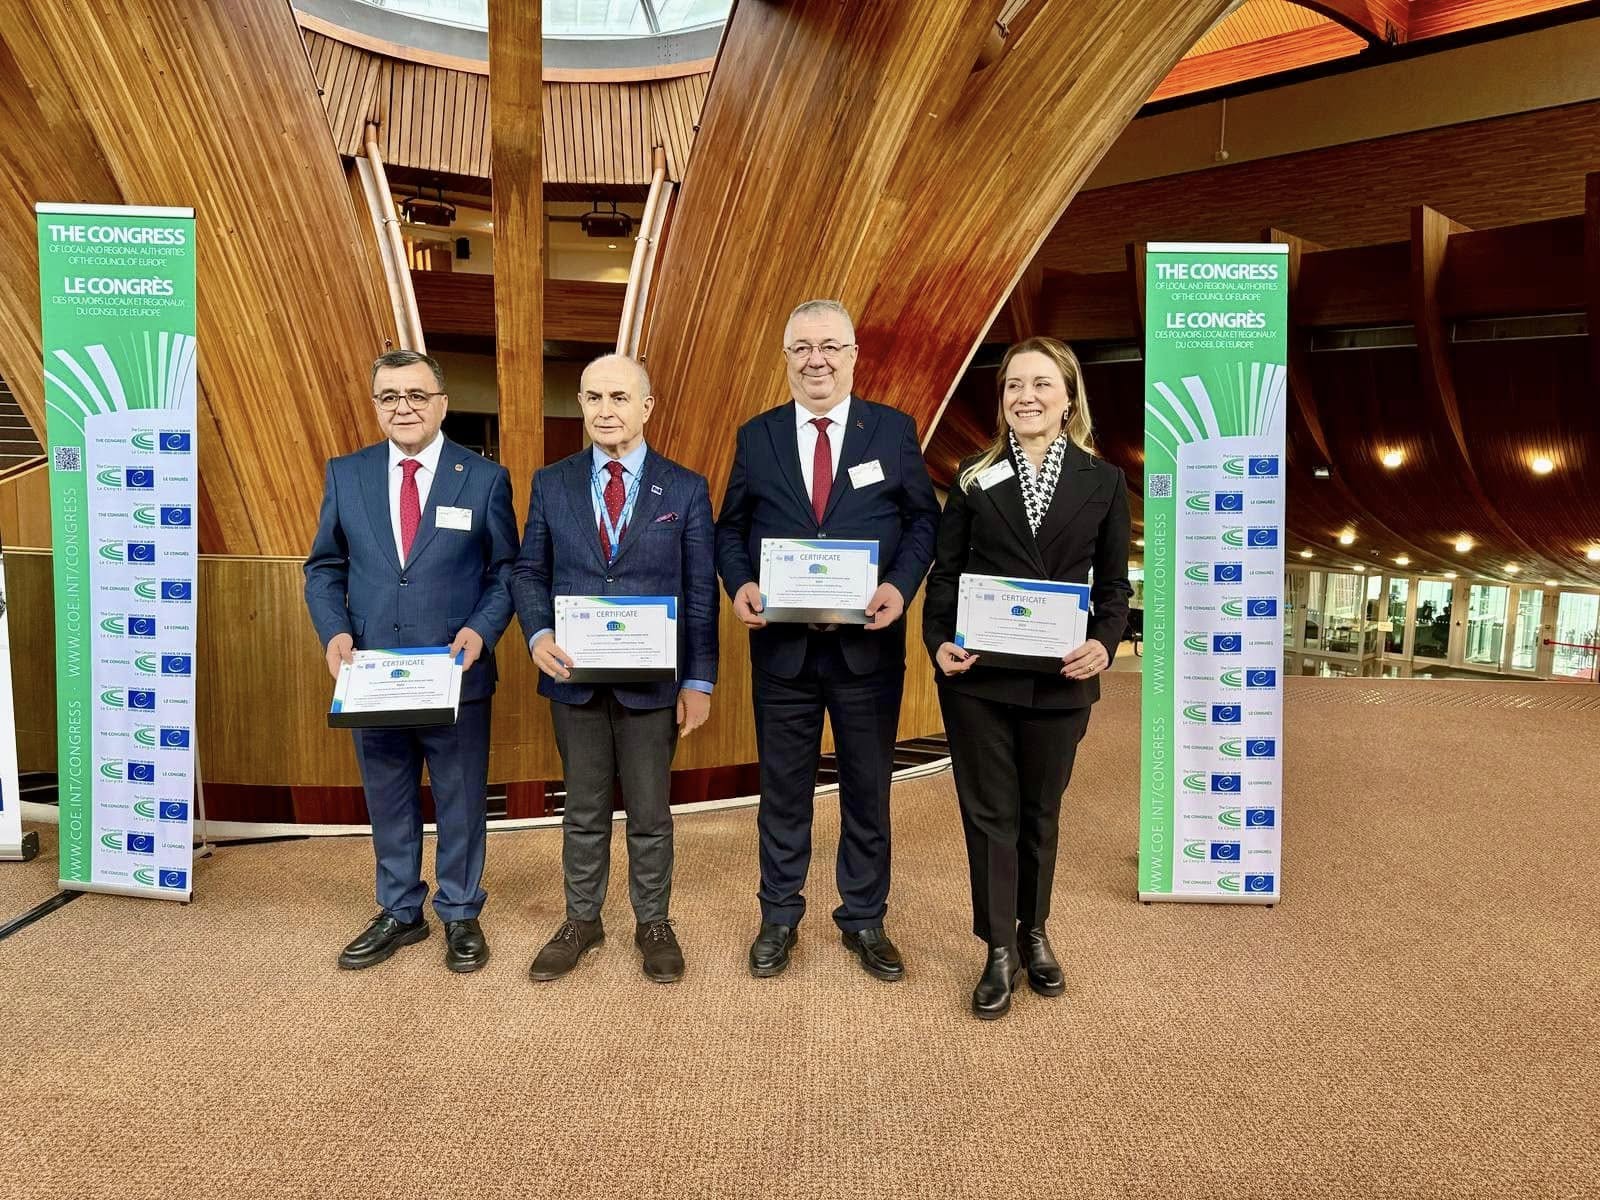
{"left": 1381, "top": 449, "right": 1404, "bottom": 469}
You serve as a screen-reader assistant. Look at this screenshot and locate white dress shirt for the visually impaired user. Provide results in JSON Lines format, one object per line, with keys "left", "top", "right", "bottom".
{"left": 795, "top": 393, "right": 853, "bottom": 497}
{"left": 387, "top": 432, "right": 444, "bottom": 564}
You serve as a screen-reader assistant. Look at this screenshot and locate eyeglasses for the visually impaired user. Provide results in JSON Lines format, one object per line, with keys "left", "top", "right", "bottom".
{"left": 783, "top": 342, "right": 856, "bottom": 362}
{"left": 372, "top": 390, "right": 443, "bottom": 411}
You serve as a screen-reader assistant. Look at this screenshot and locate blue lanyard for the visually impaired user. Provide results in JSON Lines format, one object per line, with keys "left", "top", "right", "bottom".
{"left": 591, "top": 461, "right": 643, "bottom": 559}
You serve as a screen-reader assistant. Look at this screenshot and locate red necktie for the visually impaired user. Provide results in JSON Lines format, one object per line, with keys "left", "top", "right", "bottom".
{"left": 600, "top": 459, "right": 627, "bottom": 559}
{"left": 810, "top": 417, "right": 833, "bottom": 523}
{"left": 399, "top": 458, "right": 421, "bottom": 562}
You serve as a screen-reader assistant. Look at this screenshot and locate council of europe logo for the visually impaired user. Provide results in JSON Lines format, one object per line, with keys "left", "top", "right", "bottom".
{"left": 1246, "top": 808, "right": 1277, "bottom": 828}
{"left": 1247, "top": 597, "right": 1278, "bottom": 619}
{"left": 1245, "top": 668, "right": 1278, "bottom": 689}
{"left": 1210, "top": 773, "right": 1241, "bottom": 794}
{"left": 132, "top": 867, "right": 189, "bottom": 890}
{"left": 1213, "top": 563, "right": 1243, "bottom": 583}
{"left": 160, "top": 431, "right": 192, "bottom": 453}
{"left": 1214, "top": 492, "right": 1244, "bottom": 513}
{"left": 160, "top": 506, "right": 192, "bottom": 528}
{"left": 1211, "top": 704, "right": 1241, "bottom": 724}
{"left": 1246, "top": 738, "right": 1277, "bottom": 759}
{"left": 1247, "top": 527, "right": 1279, "bottom": 548}
{"left": 1212, "top": 634, "right": 1242, "bottom": 654}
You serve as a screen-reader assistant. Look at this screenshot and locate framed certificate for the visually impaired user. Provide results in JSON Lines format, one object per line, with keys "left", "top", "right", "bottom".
{"left": 554, "top": 595, "right": 678, "bottom": 683}
{"left": 329, "top": 647, "right": 462, "bottom": 729}
{"left": 955, "top": 574, "right": 1091, "bottom": 672}
{"left": 758, "top": 538, "right": 878, "bottom": 624}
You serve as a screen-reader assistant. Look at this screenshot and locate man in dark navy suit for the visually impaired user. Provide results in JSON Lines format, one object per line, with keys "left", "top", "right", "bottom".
{"left": 716, "top": 299, "right": 939, "bottom": 981}
{"left": 305, "top": 349, "right": 518, "bottom": 974}
{"left": 512, "top": 354, "right": 718, "bottom": 984}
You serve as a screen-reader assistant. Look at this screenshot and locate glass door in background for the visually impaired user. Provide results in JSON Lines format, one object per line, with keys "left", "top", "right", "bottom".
{"left": 1384, "top": 577, "right": 1410, "bottom": 655}
{"left": 1552, "top": 592, "right": 1600, "bottom": 680}
{"left": 1412, "top": 579, "right": 1454, "bottom": 662}
{"left": 1302, "top": 571, "right": 1326, "bottom": 652}
{"left": 1463, "top": 583, "right": 1509, "bottom": 667}
{"left": 1508, "top": 588, "right": 1544, "bottom": 673}
{"left": 1321, "top": 572, "right": 1363, "bottom": 655}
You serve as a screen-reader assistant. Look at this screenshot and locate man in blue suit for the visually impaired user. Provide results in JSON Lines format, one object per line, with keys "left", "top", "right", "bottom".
{"left": 511, "top": 353, "right": 718, "bottom": 985}
{"left": 716, "top": 299, "right": 939, "bottom": 981}
{"left": 305, "top": 349, "right": 517, "bottom": 974}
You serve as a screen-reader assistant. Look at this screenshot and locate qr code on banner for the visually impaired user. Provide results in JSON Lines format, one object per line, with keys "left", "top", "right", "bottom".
{"left": 1146, "top": 473, "right": 1173, "bottom": 499}
{"left": 52, "top": 446, "right": 82, "bottom": 473}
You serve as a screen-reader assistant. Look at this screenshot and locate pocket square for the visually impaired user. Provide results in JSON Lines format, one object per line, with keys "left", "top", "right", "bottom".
{"left": 653, "top": 512, "right": 680, "bottom": 524}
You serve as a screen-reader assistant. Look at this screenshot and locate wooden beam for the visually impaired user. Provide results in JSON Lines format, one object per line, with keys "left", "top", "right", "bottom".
{"left": 488, "top": 0, "right": 543, "bottom": 519}
{"left": 1150, "top": 23, "right": 1366, "bottom": 103}
{"left": 1296, "top": 0, "right": 1409, "bottom": 44}
{"left": 1411, "top": 204, "right": 1550, "bottom": 572}
{"left": 1586, "top": 173, "right": 1600, "bottom": 393}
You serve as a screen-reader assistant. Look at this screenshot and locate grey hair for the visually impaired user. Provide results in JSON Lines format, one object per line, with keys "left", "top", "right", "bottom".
{"left": 582, "top": 352, "right": 652, "bottom": 398}
{"left": 785, "top": 298, "right": 855, "bottom": 339}
{"left": 371, "top": 348, "right": 444, "bottom": 392}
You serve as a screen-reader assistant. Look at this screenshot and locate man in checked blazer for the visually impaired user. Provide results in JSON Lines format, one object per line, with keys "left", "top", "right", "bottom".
{"left": 511, "top": 353, "right": 718, "bottom": 985}
{"left": 304, "top": 349, "right": 518, "bottom": 975}
{"left": 715, "top": 299, "right": 940, "bottom": 982}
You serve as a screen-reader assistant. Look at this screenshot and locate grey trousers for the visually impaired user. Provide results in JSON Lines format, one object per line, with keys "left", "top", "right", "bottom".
{"left": 549, "top": 689, "right": 678, "bottom": 923}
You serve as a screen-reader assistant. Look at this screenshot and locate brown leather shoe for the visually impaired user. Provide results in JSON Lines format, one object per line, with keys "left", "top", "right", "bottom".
{"left": 528, "top": 918, "right": 604, "bottom": 981}
{"left": 635, "top": 919, "right": 685, "bottom": 983}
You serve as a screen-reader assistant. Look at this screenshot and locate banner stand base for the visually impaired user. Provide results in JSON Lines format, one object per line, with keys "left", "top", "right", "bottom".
{"left": 1, "top": 831, "right": 39, "bottom": 863}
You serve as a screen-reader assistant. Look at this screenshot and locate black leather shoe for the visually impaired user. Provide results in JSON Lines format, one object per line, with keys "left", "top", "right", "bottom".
{"left": 444, "top": 917, "right": 489, "bottom": 973}
{"left": 636, "top": 919, "right": 685, "bottom": 983}
{"left": 1019, "top": 925, "right": 1064, "bottom": 996}
{"left": 337, "top": 912, "right": 429, "bottom": 970}
{"left": 841, "top": 926, "right": 905, "bottom": 982}
{"left": 972, "top": 944, "right": 1023, "bottom": 1020}
{"left": 529, "top": 918, "right": 604, "bottom": 981}
{"left": 748, "top": 922, "right": 797, "bottom": 978}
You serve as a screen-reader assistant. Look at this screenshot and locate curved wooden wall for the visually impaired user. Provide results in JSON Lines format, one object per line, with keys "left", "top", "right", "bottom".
{"left": 638, "top": 0, "right": 1234, "bottom": 497}
{"left": 0, "top": 0, "right": 395, "bottom": 557}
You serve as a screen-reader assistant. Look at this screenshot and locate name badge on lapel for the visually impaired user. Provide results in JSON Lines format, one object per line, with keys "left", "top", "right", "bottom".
{"left": 975, "top": 460, "right": 1016, "bottom": 490}
{"left": 848, "top": 459, "right": 885, "bottom": 489}
{"left": 436, "top": 505, "right": 473, "bottom": 532}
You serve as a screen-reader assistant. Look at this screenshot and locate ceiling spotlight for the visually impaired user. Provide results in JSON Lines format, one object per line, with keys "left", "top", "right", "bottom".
{"left": 1505, "top": 563, "right": 1520, "bottom": 574}
{"left": 1338, "top": 530, "right": 1356, "bottom": 546}
{"left": 1312, "top": 466, "right": 1331, "bottom": 479}
{"left": 1353, "top": 564, "right": 1367, "bottom": 573}
{"left": 1588, "top": 547, "right": 1600, "bottom": 563}
{"left": 1299, "top": 549, "right": 1314, "bottom": 559}
{"left": 1134, "top": 538, "right": 1145, "bottom": 547}
{"left": 1394, "top": 555, "right": 1410, "bottom": 566}
{"left": 1444, "top": 572, "right": 1457, "bottom": 580}
{"left": 1381, "top": 449, "right": 1404, "bottom": 469}
{"left": 1530, "top": 455, "right": 1555, "bottom": 475}
{"left": 1545, "top": 579, "right": 1559, "bottom": 587}
{"left": 608, "top": 243, "right": 619, "bottom": 250}
{"left": 1454, "top": 537, "right": 1473, "bottom": 553}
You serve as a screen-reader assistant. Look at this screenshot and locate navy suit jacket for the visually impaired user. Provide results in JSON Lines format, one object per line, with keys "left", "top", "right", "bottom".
{"left": 303, "top": 437, "right": 518, "bottom": 704}
{"left": 511, "top": 447, "right": 719, "bottom": 710}
{"left": 715, "top": 396, "right": 940, "bottom": 679}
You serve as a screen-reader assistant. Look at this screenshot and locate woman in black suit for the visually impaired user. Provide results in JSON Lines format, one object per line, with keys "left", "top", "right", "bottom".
{"left": 924, "top": 336, "right": 1131, "bottom": 1019}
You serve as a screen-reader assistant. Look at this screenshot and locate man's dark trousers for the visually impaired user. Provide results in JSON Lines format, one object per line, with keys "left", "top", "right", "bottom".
{"left": 753, "top": 631, "right": 904, "bottom": 932}
{"left": 550, "top": 688, "right": 677, "bottom": 922}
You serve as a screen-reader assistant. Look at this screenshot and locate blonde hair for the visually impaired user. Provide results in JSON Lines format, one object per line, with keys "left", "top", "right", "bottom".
{"left": 957, "top": 337, "right": 1095, "bottom": 492}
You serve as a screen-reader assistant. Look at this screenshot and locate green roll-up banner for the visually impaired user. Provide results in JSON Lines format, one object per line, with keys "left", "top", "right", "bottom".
{"left": 37, "top": 203, "right": 198, "bottom": 902}
{"left": 1139, "top": 243, "right": 1287, "bottom": 904}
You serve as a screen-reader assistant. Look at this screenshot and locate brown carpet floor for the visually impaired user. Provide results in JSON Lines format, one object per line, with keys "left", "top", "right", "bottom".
{"left": 0, "top": 821, "right": 58, "bottom": 914}
{"left": 1, "top": 676, "right": 1597, "bottom": 1199}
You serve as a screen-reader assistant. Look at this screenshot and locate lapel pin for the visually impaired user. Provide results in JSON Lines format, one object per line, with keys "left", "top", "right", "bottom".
{"left": 651, "top": 483, "right": 664, "bottom": 495}
{"left": 855, "top": 420, "right": 864, "bottom": 429}
{"left": 454, "top": 463, "right": 463, "bottom": 472}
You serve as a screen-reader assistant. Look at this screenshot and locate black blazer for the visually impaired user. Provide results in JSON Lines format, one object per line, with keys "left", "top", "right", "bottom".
{"left": 923, "top": 441, "right": 1132, "bottom": 709}
{"left": 715, "top": 396, "right": 940, "bottom": 679}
